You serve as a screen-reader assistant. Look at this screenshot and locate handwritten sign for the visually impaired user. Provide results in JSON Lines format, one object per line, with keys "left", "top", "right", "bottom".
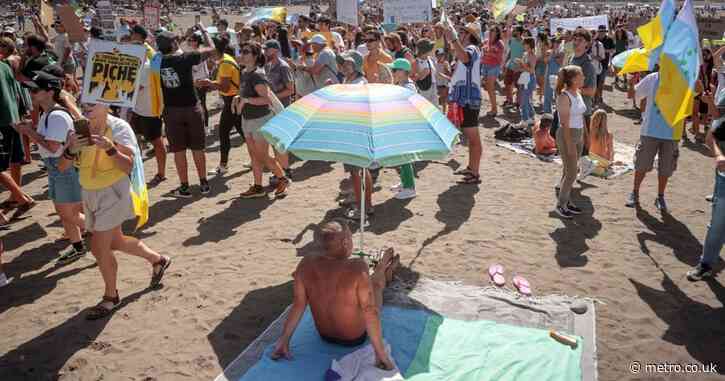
{"left": 698, "top": 17, "right": 725, "bottom": 40}
{"left": 383, "top": 0, "right": 432, "bottom": 24}
{"left": 337, "top": 0, "right": 359, "bottom": 26}
{"left": 40, "top": 0, "right": 54, "bottom": 28}
{"left": 143, "top": 3, "right": 161, "bottom": 31}
{"left": 550, "top": 15, "right": 609, "bottom": 32}
{"left": 81, "top": 40, "right": 146, "bottom": 108}
{"left": 57, "top": 5, "right": 86, "bottom": 43}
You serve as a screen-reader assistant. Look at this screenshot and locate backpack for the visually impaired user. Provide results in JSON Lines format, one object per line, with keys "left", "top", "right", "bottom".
{"left": 494, "top": 123, "right": 530, "bottom": 142}
{"left": 416, "top": 58, "right": 433, "bottom": 91}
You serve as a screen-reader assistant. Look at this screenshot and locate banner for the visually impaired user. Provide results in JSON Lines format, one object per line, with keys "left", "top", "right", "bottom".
{"left": 143, "top": 3, "right": 161, "bottom": 31}
{"left": 40, "top": 0, "right": 54, "bottom": 28}
{"left": 96, "top": 0, "right": 116, "bottom": 38}
{"left": 550, "top": 15, "right": 609, "bottom": 32}
{"left": 57, "top": 5, "right": 86, "bottom": 43}
{"left": 81, "top": 40, "right": 146, "bottom": 108}
{"left": 698, "top": 17, "right": 725, "bottom": 40}
{"left": 337, "top": 0, "right": 359, "bottom": 26}
{"left": 383, "top": 0, "right": 432, "bottom": 24}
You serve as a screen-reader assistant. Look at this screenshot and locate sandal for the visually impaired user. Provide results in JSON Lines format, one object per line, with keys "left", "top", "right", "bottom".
{"left": 150, "top": 256, "right": 172, "bottom": 288}
{"left": 10, "top": 200, "right": 36, "bottom": 221}
{"left": 457, "top": 173, "right": 481, "bottom": 184}
{"left": 86, "top": 293, "right": 121, "bottom": 320}
{"left": 513, "top": 275, "right": 532, "bottom": 296}
{"left": 147, "top": 174, "right": 167, "bottom": 187}
{"left": 488, "top": 264, "right": 505, "bottom": 287}
{"left": 0, "top": 200, "right": 19, "bottom": 210}
{"left": 453, "top": 167, "right": 473, "bottom": 176}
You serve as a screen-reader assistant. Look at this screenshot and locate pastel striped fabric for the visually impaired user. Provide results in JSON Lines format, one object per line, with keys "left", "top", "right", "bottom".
{"left": 261, "top": 84, "right": 460, "bottom": 168}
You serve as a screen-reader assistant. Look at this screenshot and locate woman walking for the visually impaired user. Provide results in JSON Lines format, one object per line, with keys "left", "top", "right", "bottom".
{"left": 480, "top": 26, "right": 504, "bottom": 117}
{"left": 234, "top": 42, "right": 290, "bottom": 199}
{"left": 554, "top": 66, "right": 587, "bottom": 219}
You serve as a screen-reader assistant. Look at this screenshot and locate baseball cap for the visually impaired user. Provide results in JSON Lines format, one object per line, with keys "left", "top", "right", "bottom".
{"left": 388, "top": 58, "right": 412, "bottom": 72}
{"left": 264, "top": 39, "right": 281, "bottom": 50}
{"left": 40, "top": 64, "right": 65, "bottom": 78}
{"left": 416, "top": 39, "right": 435, "bottom": 55}
{"left": 310, "top": 34, "right": 327, "bottom": 46}
{"left": 155, "top": 30, "right": 177, "bottom": 51}
{"left": 22, "top": 71, "right": 63, "bottom": 91}
{"left": 131, "top": 24, "right": 148, "bottom": 39}
{"left": 336, "top": 50, "right": 364, "bottom": 74}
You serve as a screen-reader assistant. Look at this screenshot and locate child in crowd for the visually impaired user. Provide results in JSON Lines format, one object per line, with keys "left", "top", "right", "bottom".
{"left": 533, "top": 113, "right": 557, "bottom": 156}
{"left": 589, "top": 110, "right": 614, "bottom": 161}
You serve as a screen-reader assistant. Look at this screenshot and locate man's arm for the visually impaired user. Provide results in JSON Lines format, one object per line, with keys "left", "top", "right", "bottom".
{"left": 271, "top": 263, "right": 308, "bottom": 360}
{"left": 355, "top": 268, "right": 390, "bottom": 367}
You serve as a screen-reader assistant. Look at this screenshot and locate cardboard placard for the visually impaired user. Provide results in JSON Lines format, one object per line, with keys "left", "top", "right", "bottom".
{"left": 40, "top": 0, "right": 54, "bottom": 28}
{"left": 96, "top": 0, "right": 116, "bottom": 39}
{"left": 143, "top": 3, "right": 161, "bottom": 32}
{"left": 337, "top": 0, "right": 359, "bottom": 26}
{"left": 550, "top": 15, "right": 609, "bottom": 32}
{"left": 57, "top": 5, "right": 86, "bottom": 43}
{"left": 698, "top": 17, "right": 725, "bottom": 40}
{"left": 81, "top": 40, "right": 146, "bottom": 108}
{"left": 383, "top": 0, "right": 432, "bottom": 24}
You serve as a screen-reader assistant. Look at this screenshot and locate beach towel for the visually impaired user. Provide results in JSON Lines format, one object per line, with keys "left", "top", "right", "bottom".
{"left": 327, "top": 342, "right": 404, "bottom": 381}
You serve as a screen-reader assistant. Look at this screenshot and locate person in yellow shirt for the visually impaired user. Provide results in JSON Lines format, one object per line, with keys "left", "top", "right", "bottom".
{"left": 196, "top": 35, "right": 242, "bottom": 176}
{"left": 362, "top": 29, "right": 393, "bottom": 84}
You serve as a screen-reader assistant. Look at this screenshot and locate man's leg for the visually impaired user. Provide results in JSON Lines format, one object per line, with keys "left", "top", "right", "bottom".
{"left": 464, "top": 127, "right": 482, "bottom": 175}
{"left": 191, "top": 150, "right": 207, "bottom": 182}
{"left": 633, "top": 171, "right": 646, "bottom": 194}
{"left": 0, "top": 172, "right": 31, "bottom": 204}
{"left": 174, "top": 151, "right": 189, "bottom": 184}
{"left": 657, "top": 176, "right": 669, "bottom": 196}
{"left": 151, "top": 137, "right": 166, "bottom": 178}
{"left": 701, "top": 176, "right": 725, "bottom": 267}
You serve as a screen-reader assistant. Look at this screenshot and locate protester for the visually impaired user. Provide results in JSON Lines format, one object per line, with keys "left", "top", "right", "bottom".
{"left": 51, "top": 20, "right": 76, "bottom": 76}
{"left": 533, "top": 113, "right": 557, "bottom": 156}
{"left": 568, "top": 30, "right": 597, "bottom": 135}
{"left": 263, "top": 39, "right": 294, "bottom": 180}
{"left": 554, "top": 65, "right": 587, "bottom": 219}
{"left": 535, "top": 32, "right": 551, "bottom": 106}
{"left": 186, "top": 32, "right": 211, "bottom": 136}
{"left": 593, "top": 26, "right": 613, "bottom": 105}
{"left": 414, "top": 39, "right": 437, "bottom": 106}
{"left": 156, "top": 29, "right": 214, "bottom": 198}
{"left": 362, "top": 28, "right": 393, "bottom": 84}
{"left": 543, "top": 37, "right": 564, "bottom": 114}
{"left": 435, "top": 48, "right": 451, "bottom": 113}
{"left": 271, "top": 220, "right": 398, "bottom": 371}
{"left": 234, "top": 42, "right": 290, "bottom": 199}
{"left": 518, "top": 37, "right": 537, "bottom": 127}
{"left": 503, "top": 25, "right": 524, "bottom": 108}
{"left": 481, "top": 26, "right": 504, "bottom": 117}
{"left": 387, "top": 58, "right": 419, "bottom": 200}
{"left": 446, "top": 21, "right": 483, "bottom": 185}
{"left": 589, "top": 109, "right": 614, "bottom": 161}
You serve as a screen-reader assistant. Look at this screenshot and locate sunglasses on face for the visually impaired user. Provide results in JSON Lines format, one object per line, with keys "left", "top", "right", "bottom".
{"left": 241, "top": 49, "right": 252, "bottom": 55}
{"left": 365, "top": 38, "right": 377, "bottom": 43}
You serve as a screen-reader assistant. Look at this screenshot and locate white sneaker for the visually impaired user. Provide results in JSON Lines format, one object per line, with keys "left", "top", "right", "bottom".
{"left": 394, "top": 188, "right": 417, "bottom": 200}
{"left": 0, "top": 272, "right": 10, "bottom": 288}
{"left": 390, "top": 182, "right": 402, "bottom": 192}
{"left": 209, "top": 165, "right": 228, "bottom": 176}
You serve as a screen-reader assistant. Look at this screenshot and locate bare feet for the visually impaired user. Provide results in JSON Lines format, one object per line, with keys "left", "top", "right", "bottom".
{"left": 386, "top": 255, "right": 400, "bottom": 284}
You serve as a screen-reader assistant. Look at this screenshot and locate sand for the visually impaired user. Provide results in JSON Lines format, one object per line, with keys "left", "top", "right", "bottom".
{"left": 1, "top": 12, "right": 724, "bottom": 381}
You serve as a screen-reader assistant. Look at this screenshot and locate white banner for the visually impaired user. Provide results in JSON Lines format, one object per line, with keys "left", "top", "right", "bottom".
{"left": 550, "top": 15, "right": 609, "bottom": 32}
{"left": 337, "top": 0, "right": 359, "bottom": 26}
{"left": 384, "top": 0, "right": 433, "bottom": 24}
{"left": 81, "top": 40, "right": 147, "bottom": 108}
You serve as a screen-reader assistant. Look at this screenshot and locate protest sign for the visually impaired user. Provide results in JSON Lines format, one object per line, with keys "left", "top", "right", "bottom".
{"left": 81, "top": 40, "right": 146, "bottom": 108}
{"left": 383, "top": 0, "right": 432, "bottom": 24}
{"left": 698, "top": 17, "right": 725, "bottom": 40}
{"left": 550, "top": 15, "right": 609, "bottom": 32}
{"left": 337, "top": 0, "right": 359, "bottom": 26}
{"left": 40, "top": 0, "right": 54, "bottom": 28}
{"left": 143, "top": 2, "right": 161, "bottom": 31}
{"left": 96, "top": 0, "right": 116, "bottom": 38}
{"left": 57, "top": 5, "right": 86, "bottom": 43}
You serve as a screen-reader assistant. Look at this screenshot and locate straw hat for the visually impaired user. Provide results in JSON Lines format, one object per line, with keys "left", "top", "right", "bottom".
{"left": 463, "top": 22, "right": 482, "bottom": 43}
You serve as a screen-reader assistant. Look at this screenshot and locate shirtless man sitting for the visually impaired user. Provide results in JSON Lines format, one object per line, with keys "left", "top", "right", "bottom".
{"left": 271, "top": 219, "right": 400, "bottom": 370}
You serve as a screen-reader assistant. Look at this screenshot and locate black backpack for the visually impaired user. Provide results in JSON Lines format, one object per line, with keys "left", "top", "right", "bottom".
{"left": 416, "top": 58, "right": 433, "bottom": 91}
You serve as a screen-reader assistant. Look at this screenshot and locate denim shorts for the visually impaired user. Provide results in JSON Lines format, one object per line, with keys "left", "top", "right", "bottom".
{"left": 44, "top": 157, "right": 82, "bottom": 204}
{"left": 480, "top": 63, "right": 502, "bottom": 78}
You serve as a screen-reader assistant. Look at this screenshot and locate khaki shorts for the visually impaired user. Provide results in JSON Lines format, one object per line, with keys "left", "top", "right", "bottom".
{"left": 242, "top": 112, "right": 273, "bottom": 141}
{"left": 634, "top": 136, "right": 679, "bottom": 178}
{"left": 82, "top": 177, "right": 135, "bottom": 232}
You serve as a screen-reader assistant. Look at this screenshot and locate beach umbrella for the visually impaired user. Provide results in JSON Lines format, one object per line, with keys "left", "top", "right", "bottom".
{"left": 261, "top": 84, "right": 459, "bottom": 254}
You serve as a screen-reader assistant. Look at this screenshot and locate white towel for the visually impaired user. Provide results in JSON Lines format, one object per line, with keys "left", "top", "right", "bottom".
{"left": 326, "top": 342, "right": 404, "bottom": 381}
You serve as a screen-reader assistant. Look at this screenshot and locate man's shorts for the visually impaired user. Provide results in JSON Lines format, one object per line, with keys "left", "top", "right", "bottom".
{"left": 481, "top": 63, "right": 501, "bottom": 79}
{"left": 82, "top": 177, "right": 135, "bottom": 232}
{"left": 634, "top": 136, "right": 679, "bottom": 178}
{"left": 0, "top": 125, "right": 26, "bottom": 171}
{"left": 163, "top": 104, "right": 205, "bottom": 152}
{"left": 461, "top": 106, "right": 480, "bottom": 128}
{"left": 503, "top": 68, "right": 521, "bottom": 86}
{"left": 130, "top": 112, "right": 163, "bottom": 142}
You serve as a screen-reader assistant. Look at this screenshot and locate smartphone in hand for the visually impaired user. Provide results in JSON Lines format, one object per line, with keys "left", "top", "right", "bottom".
{"left": 73, "top": 118, "right": 92, "bottom": 145}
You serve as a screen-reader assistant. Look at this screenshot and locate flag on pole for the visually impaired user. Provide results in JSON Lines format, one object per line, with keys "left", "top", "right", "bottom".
{"left": 619, "top": 0, "right": 675, "bottom": 75}
{"left": 491, "top": 0, "right": 517, "bottom": 21}
{"left": 247, "top": 7, "right": 287, "bottom": 24}
{"left": 654, "top": 0, "right": 701, "bottom": 132}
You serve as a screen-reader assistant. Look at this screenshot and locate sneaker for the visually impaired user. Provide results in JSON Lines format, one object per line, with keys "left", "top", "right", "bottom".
{"left": 284, "top": 168, "right": 293, "bottom": 181}
{"left": 394, "top": 188, "right": 417, "bottom": 200}
{"left": 706, "top": 194, "right": 714, "bottom": 202}
{"left": 269, "top": 175, "right": 279, "bottom": 187}
{"left": 686, "top": 263, "right": 713, "bottom": 281}
{"left": 654, "top": 196, "right": 668, "bottom": 212}
{"left": 0, "top": 272, "right": 10, "bottom": 288}
{"left": 169, "top": 185, "right": 192, "bottom": 198}
{"left": 57, "top": 245, "right": 87, "bottom": 265}
{"left": 567, "top": 202, "right": 583, "bottom": 215}
{"left": 390, "top": 182, "right": 403, "bottom": 192}
{"left": 555, "top": 206, "right": 574, "bottom": 219}
{"left": 210, "top": 165, "right": 228, "bottom": 176}
{"left": 199, "top": 181, "right": 211, "bottom": 195}
{"left": 274, "top": 177, "right": 290, "bottom": 198}
{"left": 625, "top": 192, "right": 639, "bottom": 208}
{"left": 240, "top": 185, "right": 266, "bottom": 199}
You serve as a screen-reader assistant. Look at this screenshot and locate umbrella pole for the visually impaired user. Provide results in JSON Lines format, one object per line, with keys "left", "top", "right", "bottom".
{"left": 359, "top": 168, "right": 365, "bottom": 255}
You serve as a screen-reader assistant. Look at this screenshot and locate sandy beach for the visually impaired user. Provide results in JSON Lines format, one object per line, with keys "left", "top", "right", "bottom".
{"left": 0, "top": 11, "right": 724, "bottom": 381}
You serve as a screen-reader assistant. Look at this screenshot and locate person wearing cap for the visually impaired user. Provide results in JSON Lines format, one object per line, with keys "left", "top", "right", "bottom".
{"left": 361, "top": 28, "right": 393, "bottom": 84}
{"left": 435, "top": 48, "right": 452, "bottom": 114}
{"left": 155, "top": 26, "right": 216, "bottom": 198}
{"left": 444, "top": 21, "right": 483, "bottom": 185}
{"left": 289, "top": 34, "right": 338, "bottom": 90}
{"left": 130, "top": 24, "right": 155, "bottom": 60}
{"left": 387, "top": 58, "right": 418, "bottom": 200}
{"left": 263, "top": 39, "right": 294, "bottom": 181}
{"left": 13, "top": 71, "right": 87, "bottom": 263}
{"left": 414, "top": 39, "right": 438, "bottom": 107}
{"left": 196, "top": 34, "right": 243, "bottom": 177}
{"left": 533, "top": 113, "right": 557, "bottom": 156}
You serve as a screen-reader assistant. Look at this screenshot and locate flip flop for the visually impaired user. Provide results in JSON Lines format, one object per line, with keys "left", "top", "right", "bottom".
{"left": 10, "top": 201, "right": 36, "bottom": 221}
{"left": 86, "top": 294, "right": 121, "bottom": 320}
{"left": 513, "top": 275, "right": 532, "bottom": 296}
{"left": 488, "top": 264, "right": 505, "bottom": 287}
{"left": 150, "top": 256, "right": 172, "bottom": 288}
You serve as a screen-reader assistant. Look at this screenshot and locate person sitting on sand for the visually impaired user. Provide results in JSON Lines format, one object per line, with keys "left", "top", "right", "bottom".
{"left": 589, "top": 109, "right": 614, "bottom": 162}
{"left": 533, "top": 113, "right": 557, "bottom": 156}
{"left": 272, "top": 219, "right": 399, "bottom": 370}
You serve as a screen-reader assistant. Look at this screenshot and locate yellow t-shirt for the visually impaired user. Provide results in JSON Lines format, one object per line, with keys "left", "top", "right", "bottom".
{"left": 77, "top": 127, "right": 127, "bottom": 191}
{"left": 363, "top": 50, "right": 393, "bottom": 83}
{"left": 216, "top": 54, "right": 240, "bottom": 97}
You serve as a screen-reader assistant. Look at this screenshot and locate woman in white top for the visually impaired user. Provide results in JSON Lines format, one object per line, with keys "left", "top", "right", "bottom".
{"left": 554, "top": 65, "right": 587, "bottom": 219}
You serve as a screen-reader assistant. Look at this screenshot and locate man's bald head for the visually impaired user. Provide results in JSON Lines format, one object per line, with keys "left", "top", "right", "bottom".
{"left": 319, "top": 219, "right": 352, "bottom": 258}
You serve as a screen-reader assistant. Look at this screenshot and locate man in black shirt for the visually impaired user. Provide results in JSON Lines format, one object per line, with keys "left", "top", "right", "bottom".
{"left": 156, "top": 29, "right": 216, "bottom": 197}
{"left": 19, "top": 34, "right": 54, "bottom": 81}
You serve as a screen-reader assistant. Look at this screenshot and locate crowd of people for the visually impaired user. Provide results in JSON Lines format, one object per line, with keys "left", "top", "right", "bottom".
{"left": 0, "top": 0, "right": 724, "bottom": 368}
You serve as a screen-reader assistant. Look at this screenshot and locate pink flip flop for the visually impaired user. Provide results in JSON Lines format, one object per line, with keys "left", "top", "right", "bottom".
{"left": 488, "top": 264, "right": 505, "bottom": 287}
{"left": 513, "top": 275, "right": 532, "bottom": 296}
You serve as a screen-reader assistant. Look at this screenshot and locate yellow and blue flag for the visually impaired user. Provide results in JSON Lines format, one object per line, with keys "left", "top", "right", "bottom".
{"left": 247, "top": 7, "right": 287, "bottom": 24}
{"left": 491, "top": 0, "right": 517, "bottom": 21}
{"left": 619, "top": 0, "right": 675, "bottom": 75}
{"left": 149, "top": 51, "right": 164, "bottom": 118}
{"left": 654, "top": 0, "right": 701, "bottom": 132}
{"left": 129, "top": 140, "right": 149, "bottom": 229}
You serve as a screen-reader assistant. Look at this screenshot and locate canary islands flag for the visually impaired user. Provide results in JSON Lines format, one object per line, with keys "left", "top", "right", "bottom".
{"left": 492, "top": 0, "right": 516, "bottom": 21}
{"left": 149, "top": 51, "right": 164, "bottom": 118}
{"left": 619, "top": 0, "right": 675, "bottom": 75}
{"left": 129, "top": 138, "right": 149, "bottom": 229}
{"left": 654, "top": 0, "right": 701, "bottom": 131}
{"left": 247, "top": 7, "right": 287, "bottom": 24}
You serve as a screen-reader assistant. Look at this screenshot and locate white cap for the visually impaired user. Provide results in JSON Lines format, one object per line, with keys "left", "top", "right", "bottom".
{"left": 2, "top": 27, "right": 15, "bottom": 35}
{"left": 310, "top": 34, "right": 327, "bottom": 46}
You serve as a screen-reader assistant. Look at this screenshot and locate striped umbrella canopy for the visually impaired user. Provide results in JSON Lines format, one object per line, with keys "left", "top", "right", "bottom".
{"left": 260, "top": 84, "right": 460, "bottom": 169}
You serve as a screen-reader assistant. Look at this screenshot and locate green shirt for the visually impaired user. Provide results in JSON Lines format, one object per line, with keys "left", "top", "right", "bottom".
{"left": 0, "top": 61, "right": 20, "bottom": 127}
